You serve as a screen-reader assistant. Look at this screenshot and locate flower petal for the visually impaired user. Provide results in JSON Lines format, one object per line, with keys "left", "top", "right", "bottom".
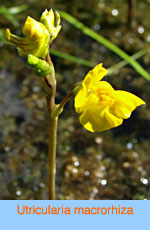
{"left": 82, "top": 63, "right": 108, "bottom": 90}
{"left": 109, "top": 90, "right": 145, "bottom": 119}
{"left": 22, "top": 16, "right": 50, "bottom": 57}
{"left": 5, "top": 28, "right": 29, "bottom": 45}
{"left": 74, "top": 87, "right": 86, "bottom": 113}
{"left": 93, "top": 81, "right": 114, "bottom": 91}
{"left": 79, "top": 106, "right": 123, "bottom": 132}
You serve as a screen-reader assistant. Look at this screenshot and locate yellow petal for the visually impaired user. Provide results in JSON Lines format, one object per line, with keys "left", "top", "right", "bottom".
{"left": 74, "top": 87, "right": 86, "bottom": 113}
{"left": 93, "top": 81, "right": 114, "bottom": 91}
{"left": 109, "top": 90, "right": 145, "bottom": 119}
{"left": 79, "top": 106, "right": 123, "bottom": 132}
{"left": 5, "top": 28, "right": 29, "bottom": 45}
{"left": 82, "top": 63, "right": 108, "bottom": 90}
{"left": 93, "top": 81, "right": 115, "bottom": 103}
{"left": 22, "top": 16, "right": 50, "bottom": 57}
{"left": 74, "top": 83, "right": 111, "bottom": 114}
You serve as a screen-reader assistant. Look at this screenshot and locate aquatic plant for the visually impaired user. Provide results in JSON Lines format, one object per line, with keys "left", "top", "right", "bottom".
{"left": 5, "top": 9, "right": 145, "bottom": 200}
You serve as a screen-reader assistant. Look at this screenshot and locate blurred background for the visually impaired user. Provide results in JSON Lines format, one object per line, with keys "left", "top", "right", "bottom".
{"left": 0, "top": 0, "right": 150, "bottom": 200}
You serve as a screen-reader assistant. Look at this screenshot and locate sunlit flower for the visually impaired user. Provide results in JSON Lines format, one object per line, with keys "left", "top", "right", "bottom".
{"left": 5, "top": 15, "right": 50, "bottom": 58}
{"left": 74, "top": 63, "right": 145, "bottom": 132}
{"left": 40, "top": 9, "right": 61, "bottom": 42}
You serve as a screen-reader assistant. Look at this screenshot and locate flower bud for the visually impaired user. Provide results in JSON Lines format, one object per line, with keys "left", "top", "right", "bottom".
{"left": 27, "top": 54, "right": 52, "bottom": 77}
{"left": 40, "top": 9, "right": 61, "bottom": 42}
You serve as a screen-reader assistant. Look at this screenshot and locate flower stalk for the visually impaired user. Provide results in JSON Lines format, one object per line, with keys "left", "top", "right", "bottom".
{"left": 47, "top": 111, "right": 58, "bottom": 200}
{"left": 45, "top": 69, "right": 72, "bottom": 200}
{"left": 44, "top": 54, "right": 57, "bottom": 200}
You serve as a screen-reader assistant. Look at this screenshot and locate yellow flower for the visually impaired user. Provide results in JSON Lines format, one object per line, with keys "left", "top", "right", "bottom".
{"left": 5, "top": 16, "right": 50, "bottom": 58}
{"left": 74, "top": 63, "right": 145, "bottom": 132}
{"left": 40, "top": 9, "right": 61, "bottom": 42}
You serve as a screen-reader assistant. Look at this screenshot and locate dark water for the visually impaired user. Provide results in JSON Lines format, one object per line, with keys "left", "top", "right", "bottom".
{"left": 0, "top": 0, "right": 150, "bottom": 199}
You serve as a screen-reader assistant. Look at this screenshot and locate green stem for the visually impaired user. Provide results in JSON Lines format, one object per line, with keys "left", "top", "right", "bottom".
{"left": 50, "top": 48, "right": 95, "bottom": 67}
{"left": 108, "top": 48, "right": 148, "bottom": 75}
{"left": 47, "top": 92, "right": 72, "bottom": 200}
{"left": 46, "top": 87, "right": 57, "bottom": 200}
{"left": 48, "top": 115, "right": 58, "bottom": 200}
{"left": 49, "top": 47, "right": 147, "bottom": 76}
{"left": 44, "top": 56, "right": 57, "bottom": 200}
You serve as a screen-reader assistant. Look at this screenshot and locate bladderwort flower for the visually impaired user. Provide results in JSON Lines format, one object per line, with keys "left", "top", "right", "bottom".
{"left": 5, "top": 16, "right": 50, "bottom": 58}
{"left": 74, "top": 63, "right": 145, "bottom": 132}
{"left": 5, "top": 9, "right": 61, "bottom": 58}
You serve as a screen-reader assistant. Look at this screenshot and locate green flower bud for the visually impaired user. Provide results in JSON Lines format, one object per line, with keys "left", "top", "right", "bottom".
{"left": 40, "top": 9, "right": 61, "bottom": 42}
{"left": 27, "top": 54, "right": 52, "bottom": 77}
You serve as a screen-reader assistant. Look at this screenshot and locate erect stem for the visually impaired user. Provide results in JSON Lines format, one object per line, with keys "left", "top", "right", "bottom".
{"left": 48, "top": 113, "right": 58, "bottom": 200}
{"left": 43, "top": 52, "right": 72, "bottom": 200}
{"left": 43, "top": 56, "right": 57, "bottom": 200}
{"left": 46, "top": 91, "right": 72, "bottom": 200}
{"left": 46, "top": 90, "right": 56, "bottom": 200}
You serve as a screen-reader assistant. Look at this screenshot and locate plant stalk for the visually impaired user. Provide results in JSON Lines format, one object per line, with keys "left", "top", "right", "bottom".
{"left": 48, "top": 115, "right": 58, "bottom": 200}
{"left": 44, "top": 52, "right": 72, "bottom": 200}
{"left": 44, "top": 54, "right": 57, "bottom": 200}
{"left": 46, "top": 87, "right": 57, "bottom": 200}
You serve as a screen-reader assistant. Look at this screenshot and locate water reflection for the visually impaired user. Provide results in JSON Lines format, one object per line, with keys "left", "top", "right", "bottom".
{"left": 112, "top": 9, "right": 118, "bottom": 16}
{"left": 138, "top": 26, "right": 144, "bottom": 34}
